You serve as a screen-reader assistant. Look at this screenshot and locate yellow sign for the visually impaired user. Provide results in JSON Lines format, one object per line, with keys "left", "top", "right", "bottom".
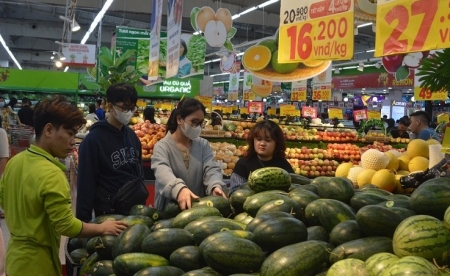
{"left": 328, "top": 108, "right": 343, "bottom": 119}
{"left": 228, "top": 92, "right": 238, "bottom": 101}
{"left": 268, "top": 109, "right": 277, "bottom": 115}
{"left": 136, "top": 100, "right": 147, "bottom": 108}
{"left": 212, "top": 105, "right": 222, "bottom": 111}
{"left": 195, "top": 96, "right": 213, "bottom": 111}
{"left": 222, "top": 106, "right": 233, "bottom": 114}
{"left": 243, "top": 91, "right": 256, "bottom": 101}
{"left": 438, "top": 113, "right": 449, "bottom": 124}
{"left": 279, "top": 0, "right": 354, "bottom": 62}
{"left": 442, "top": 126, "right": 450, "bottom": 154}
{"left": 375, "top": 0, "right": 450, "bottom": 56}
{"left": 160, "top": 103, "right": 174, "bottom": 111}
{"left": 154, "top": 103, "right": 161, "bottom": 109}
{"left": 280, "top": 105, "right": 298, "bottom": 116}
{"left": 240, "top": 107, "right": 249, "bottom": 114}
{"left": 312, "top": 89, "right": 331, "bottom": 101}
{"left": 291, "top": 90, "right": 307, "bottom": 101}
{"left": 413, "top": 87, "right": 447, "bottom": 101}
{"left": 367, "top": 110, "right": 381, "bottom": 120}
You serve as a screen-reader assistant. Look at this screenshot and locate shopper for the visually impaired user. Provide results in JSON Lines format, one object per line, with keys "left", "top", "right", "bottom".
{"left": 95, "top": 98, "right": 106, "bottom": 120}
{"left": 76, "top": 83, "right": 145, "bottom": 222}
{"left": 0, "top": 96, "right": 127, "bottom": 276}
{"left": 18, "top": 97, "right": 34, "bottom": 127}
{"left": 1, "top": 97, "right": 21, "bottom": 129}
{"left": 85, "top": 103, "right": 99, "bottom": 122}
{"left": 143, "top": 106, "right": 157, "bottom": 124}
{"left": 409, "top": 111, "right": 441, "bottom": 141}
{"left": 390, "top": 116, "right": 411, "bottom": 139}
{"left": 151, "top": 98, "right": 227, "bottom": 211}
{"left": 0, "top": 127, "right": 8, "bottom": 220}
{"left": 229, "top": 120, "right": 294, "bottom": 195}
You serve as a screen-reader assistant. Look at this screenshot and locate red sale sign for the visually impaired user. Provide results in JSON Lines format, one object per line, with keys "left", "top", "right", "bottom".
{"left": 248, "top": 101, "right": 264, "bottom": 114}
{"left": 353, "top": 109, "right": 368, "bottom": 122}
{"left": 302, "top": 106, "right": 318, "bottom": 118}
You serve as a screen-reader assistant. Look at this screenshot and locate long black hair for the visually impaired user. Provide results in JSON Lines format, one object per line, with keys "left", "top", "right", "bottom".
{"left": 7, "top": 97, "right": 18, "bottom": 108}
{"left": 246, "top": 120, "right": 287, "bottom": 159}
{"left": 166, "top": 98, "right": 205, "bottom": 133}
{"left": 143, "top": 106, "right": 156, "bottom": 124}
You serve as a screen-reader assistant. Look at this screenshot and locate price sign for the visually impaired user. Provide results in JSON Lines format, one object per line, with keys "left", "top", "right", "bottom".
{"left": 367, "top": 110, "right": 381, "bottom": 120}
{"left": 212, "top": 105, "right": 222, "bottom": 111}
{"left": 243, "top": 91, "right": 256, "bottom": 101}
{"left": 328, "top": 108, "right": 343, "bottom": 119}
{"left": 222, "top": 106, "right": 233, "bottom": 114}
{"left": 248, "top": 102, "right": 264, "bottom": 114}
{"left": 302, "top": 106, "right": 318, "bottom": 118}
{"left": 279, "top": 0, "right": 354, "bottom": 62}
{"left": 414, "top": 87, "right": 447, "bottom": 101}
{"left": 280, "top": 105, "right": 299, "bottom": 116}
{"left": 375, "top": 0, "right": 450, "bottom": 56}
{"left": 195, "top": 96, "right": 213, "bottom": 111}
{"left": 438, "top": 113, "right": 449, "bottom": 124}
{"left": 291, "top": 90, "right": 307, "bottom": 101}
{"left": 240, "top": 107, "right": 249, "bottom": 115}
{"left": 227, "top": 92, "right": 238, "bottom": 101}
{"left": 353, "top": 109, "right": 368, "bottom": 122}
{"left": 136, "top": 100, "right": 147, "bottom": 108}
{"left": 312, "top": 89, "right": 331, "bottom": 101}
{"left": 268, "top": 109, "right": 277, "bottom": 115}
{"left": 160, "top": 103, "right": 174, "bottom": 111}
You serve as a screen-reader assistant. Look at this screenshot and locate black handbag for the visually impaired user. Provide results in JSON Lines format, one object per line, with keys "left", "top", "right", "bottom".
{"left": 111, "top": 178, "right": 149, "bottom": 215}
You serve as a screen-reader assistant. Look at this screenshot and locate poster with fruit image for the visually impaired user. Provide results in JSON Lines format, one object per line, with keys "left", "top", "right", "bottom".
{"left": 381, "top": 51, "right": 431, "bottom": 82}
{"left": 166, "top": 0, "right": 184, "bottom": 78}
{"left": 190, "top": 7, "right": 237, "bottom": 50}
{"left": 148, "top": 0, "right": 163, "bottom": 80}
{"left": 251, "top": 75, "right": 273, "bottom": 98}
{"left": 243, "top": 71, "right": 256, "bottom": 101}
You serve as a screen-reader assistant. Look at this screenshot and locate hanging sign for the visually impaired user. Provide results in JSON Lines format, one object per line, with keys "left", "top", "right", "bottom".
{"left": 375, "top": 0, "right": 450, "bottom": 57}
{"left": 240, "top": 107, "right": 249, "bottom": 114}
{"left": 148, "top": 0, "right": 164, "bottom": 80}
{"left": 248, "top": 102, "right": 264, "bottom": 114}
{"left": 280, "top": 105, "right": 298, "bottom": 116}
{"left": 166, "top": 0, "right": 184, "bottom": 78}
{"left": 291, "top": 79, "right": 307, "bottom": 101}
{"left": 279, "top": 0, "right": 354, "bottom": 62}
{"left": 195, "top": 96, "right": 212, "bottom": 111}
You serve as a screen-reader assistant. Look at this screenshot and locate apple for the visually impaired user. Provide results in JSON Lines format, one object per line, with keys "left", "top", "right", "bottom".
{"left": 382, "top": 54, "right": 405, "bottom": 73}
{"left": 403, "top": 52, "right": 424, "bottom": 69}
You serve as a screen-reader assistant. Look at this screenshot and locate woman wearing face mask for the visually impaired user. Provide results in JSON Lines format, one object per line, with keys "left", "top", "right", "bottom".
{"left": 151, "top": 98, "right": 227, "bottom": 211}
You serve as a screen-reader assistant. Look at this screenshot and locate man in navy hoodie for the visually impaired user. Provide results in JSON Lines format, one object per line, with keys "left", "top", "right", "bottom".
{"left": 76, "top": 83, "right": 144, "bottom": 222}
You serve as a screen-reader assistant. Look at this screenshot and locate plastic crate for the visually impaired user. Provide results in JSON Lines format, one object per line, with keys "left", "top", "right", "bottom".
{"left": 64, "top": 238, "right": 82, "bottom": 276}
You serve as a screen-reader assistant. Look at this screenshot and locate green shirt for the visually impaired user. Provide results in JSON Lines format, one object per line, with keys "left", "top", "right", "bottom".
{"left": 0, "top": 144, "right": 83, "bottom": 276}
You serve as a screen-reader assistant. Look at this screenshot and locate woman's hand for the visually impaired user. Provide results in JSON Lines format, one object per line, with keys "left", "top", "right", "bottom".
{"left": 100, "top": 220, "right": 128, "bottom": 236}
{"left": 212, "top": 186, "right": 227, "bottom": 199}
{"left": 177, "top": 187, "right": 199, "bottom": 210}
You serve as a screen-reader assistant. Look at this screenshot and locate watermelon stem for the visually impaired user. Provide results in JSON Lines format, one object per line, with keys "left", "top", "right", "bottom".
{"left": 433, "top": 258, "right": 450, "bottom": 273}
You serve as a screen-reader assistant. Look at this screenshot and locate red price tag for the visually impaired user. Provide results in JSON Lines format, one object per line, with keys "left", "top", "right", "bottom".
{"left": 312, "top": 90, "right": 331, "bottom": 101}
{"left": 375, "top": 0, "right": 450, "bottom": 56}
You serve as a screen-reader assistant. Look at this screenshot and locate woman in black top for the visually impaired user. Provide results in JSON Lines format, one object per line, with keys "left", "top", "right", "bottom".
{"left": 229, "top": 120, "right": 294, "bottom": 194}
{"left": 143, "top": 106, "right": 157, "bottom": 124}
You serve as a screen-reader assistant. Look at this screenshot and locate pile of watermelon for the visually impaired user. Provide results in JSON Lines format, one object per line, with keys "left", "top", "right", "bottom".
{"left": 68, "top": 168, "right": 450, "bottom": 275}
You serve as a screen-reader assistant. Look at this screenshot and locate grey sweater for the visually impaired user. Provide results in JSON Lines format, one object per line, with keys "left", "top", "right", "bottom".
{"left": 151, "top": 132, "right": 225, "bottom": 210}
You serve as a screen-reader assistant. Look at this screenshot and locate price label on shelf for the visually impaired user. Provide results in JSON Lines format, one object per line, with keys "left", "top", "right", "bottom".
{"left": 222, "top": 106, "right": 233, "bottom": 114}
{"left": 243, "top": 91, "right": 255, "bottom": 101}
{"left": 312, "top": 89, "right": 331, "bottom": 101}
{"left": 160, "top": 103, "right": 174, "bottom": 111}
{"left": 302, "top": 106, "right": 318, "bottom": 118}
{"left": 353, "top": 110, "right": 368, "bottom": 122}
{"left": 367, "top": 110, "right": 381, "bottom": 120}
{"left": 268, "top": 109, "right": 277, "bottom": 115}
{"left": 414, "top": 87, "right": 447, "bottom": 101}
{"left": 375, "top": 0, "right": 450, "bottom": 56}
{"left": 328, "top": 108, "right": 343, "bottom": 119}
{"left": 195, "top": 96, "right": 213, "bottom": 111}
{"left": 290, "top": 90, "right": 307, "bottom": 101}
{"left": 279, "top": 0, "right": 354, "bottom": 62}
{"left": 280, "top": 105, "right": 298, "bottom": 116}
{"left": 136, "top": 100, "right": 147, "bottom": 108}
{"left": 240, "top": 107, "right": 249, "bottom": 115}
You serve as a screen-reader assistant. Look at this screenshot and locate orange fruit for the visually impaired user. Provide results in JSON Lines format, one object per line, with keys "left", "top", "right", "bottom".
{"left": 242, "top": 45, "right": 272, "bottom": 71}
{"left": 302, "top": 60, "right": 325, "bottom": 67}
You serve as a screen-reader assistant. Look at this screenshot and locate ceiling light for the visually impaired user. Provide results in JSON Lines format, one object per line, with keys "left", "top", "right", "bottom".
{"left": 365, "top": 49, "right": 375, "bottom": 53}
{"left": 236, "top": 99, "right": 240, "bottom": 103}
{"left": 55, "top": 60, "right": 63, "bottom": 67}
{"left": 60, "top": 15, "right": 81, "bottom": 32}
{"left": 373, "top": 96, "right": 378, "bottom": 102}
{"left": 50, "top": 56, "right": 55, "bottom": 60}
{"left": 357, "top": 22, "right": 373, "bottom": 28}
{"left": 240, "top": 6, "right": 258, "bottom": 16}
{"left": 259, "top": 0, "right": 279, "bottom": 8}
{"left": 357, "top": 62, "right": 364, "bottom": 72}
{"left": 343, "top": 97, "right": 349, "bottom": 102}
{"left": 64, "top": 66, "right": 69, "bottom": 72}
{"left": 383, "top": 89, "right": 387, "bottom": 91}
{"left": 81, "top": 0, "right": 114, "bottom": 44}
{"left": 372, "top": 23, "right": 376, "bottom": 32}
{"left": 59, "top": 53, "right": 66, "bottom": 61}
{"left": 0, "top": 34, "right": 22, "bottom": 70}
{"left": 225, "top": 99, "right": 228, "bottom": 102}
{"left": 263, "top": 98, "right": 267, "bottom": 102}
{"left": 335, "top": 68, "right": 340, "bottom": 74}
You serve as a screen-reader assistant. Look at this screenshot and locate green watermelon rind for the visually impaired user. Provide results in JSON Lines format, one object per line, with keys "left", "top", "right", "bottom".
{"left": 248, "top": 167, "right": 291, "bottom": 193}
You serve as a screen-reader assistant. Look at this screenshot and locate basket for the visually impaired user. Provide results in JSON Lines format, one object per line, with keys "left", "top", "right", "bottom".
{"left": 201, "top": 111, "right": 226, "bottom": 138}
{"left": 8, "top": 125, "right": 34, "bottom": 147}
{"left": 363, "top": 129, "right": 391, "bottom": 142}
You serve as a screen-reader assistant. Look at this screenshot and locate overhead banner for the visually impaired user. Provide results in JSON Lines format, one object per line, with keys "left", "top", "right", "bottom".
{"left": 166, "top": 0, "right": 184, "bottom": 78}
{"left": 312, "top": 65, "right": 332, "bottom": 101}
{"left": 242, "top": 71, "right": 255, "bottom": 101}
{"left": 228, "top": 61, "right": 241, "bottom": 101}
{"left": 332, "top": 72, "right": 413, "bottom": 89}
{"left": 375, "top": 0, "right": 450, "bottom": 57}
{"left": 61, "top": 43, "right": 96, "bottom": 67}
{"left": 148, "top": 0, "right": 164, "bottom": 80}
{"left": 291, "top": 79, "right": 307, "bottom": 101}
{"left": 138, "top": 78, "right": 200, "bottom": 98}
{"left": 278, "top": 0, "right": 354, "bottom": 62}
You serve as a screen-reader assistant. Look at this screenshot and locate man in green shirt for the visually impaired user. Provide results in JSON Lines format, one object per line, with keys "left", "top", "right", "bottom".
{"left": 0, "top": 96, "right": 128, "bottom": 276}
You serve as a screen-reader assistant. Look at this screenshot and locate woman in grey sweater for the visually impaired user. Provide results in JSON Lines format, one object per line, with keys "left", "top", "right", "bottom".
{"left": 151, "top": 98, "right": 227, "bottom": 210}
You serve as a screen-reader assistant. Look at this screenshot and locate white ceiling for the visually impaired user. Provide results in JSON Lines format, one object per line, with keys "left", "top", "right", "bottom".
{"left": 0, "top": 0, "right": 377, "bottom": 82}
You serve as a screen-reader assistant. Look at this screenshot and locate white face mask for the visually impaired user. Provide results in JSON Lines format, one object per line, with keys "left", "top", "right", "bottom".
{"left": 114, "top": 106, "right": 133, "bottom": 125}
{"left": 0, "top": 102, "right": 4, "bottom": 108}
{"left": 181, "top": 121, "right": 202, "bottom": 140}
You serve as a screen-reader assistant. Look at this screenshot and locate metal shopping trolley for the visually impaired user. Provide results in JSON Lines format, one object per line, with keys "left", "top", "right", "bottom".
{"left": 8, "top": 125, "right": 34, "bottom": 157}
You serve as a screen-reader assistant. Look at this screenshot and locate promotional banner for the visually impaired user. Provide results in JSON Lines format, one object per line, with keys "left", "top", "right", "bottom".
{"left": 61, "top": 44, "right": 96, "bottom": 67}
{"left": 248, "top": 102, "right": 264, "bottom": 114}
{"left": 242, "top": 71, "right": 255, "bottom": 101}
{"left": 279, "top": 0, "right": 354, "bottom": 62}
{"left": 332, "top": 72, "right": 413, "bottom": 89}
{"left": 312, "top": 65, "right": 332, "bottom": 100}
{"left": 328, "top": 108, "right": 343, "bottom": 119}
{"left": 353, "top": 109, "right": 368, "bottom": 122}
{"left": 291, "top": 79, "right": 307, "bottom": 101}
{"left": 138, "top": 78, "right": 200, "bottom": 98}
{"left": 228, "top": 61, "right": 241, "bottom": 96}
{"left": 302, "top": 106, "right": 318, "bottom": 118}
{"left": 414, "top": 69, "right": 447, "bottom": 101}
{"left": 148, "top": 0, "right": 164, "bottom": 80}
{"left": 166, "top": 0, "right": 184, "bottom": 78}
{"left": 375, "top": 0, "right": 450, "bottom": 57}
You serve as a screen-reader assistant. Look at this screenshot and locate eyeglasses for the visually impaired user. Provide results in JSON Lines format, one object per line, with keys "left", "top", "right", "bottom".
{"left": 113, "top": 104, "right": 137, "bottom": 112}
{"left": 185, "top": 119, "right": 206, "bottom": 128}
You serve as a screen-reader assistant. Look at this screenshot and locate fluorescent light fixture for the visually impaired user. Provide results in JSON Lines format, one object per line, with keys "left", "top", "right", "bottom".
{"left": 357, "top": 62, "right": 364, "bottom": 72}
{"left": 225, "top": 99, "right": 228, "bottom": 102}
{"left": 240, "top": 6, "right": 257, "bottom": 16}
{"left": 204, "top": 58, "right": 221, "bottom": 64}
{"left": 193, "top": 31, "right": 200, "bottom": 35}
{"left": 334, "top": 68, "right": 340, "bottom": 74}
{"left": 343, "top": 97, "right": 348, "bottom": 102}
{"left": 236, "top": 99, "right": 240, "bottom": 103}
{"left": 383, "top": 89, "right": 387, "bottom": 91}
{"left": 365, "top": 49, "right": 375, "bottom": 53}
{"left": 263, "top": 98, "right": 267, "bottom": 102}
{"left": 64, "top": 66, "right": 69, "bottom": 72}
{"left": 374, "top": 62, "right": 382, "bottom": 69}
{"left": 50, "top": 56, "right": 55, "bottom": 60}
{"left": 343, "top": 66, "right": 357, "bottom": 69}
{"left": 357, "top": 22, "right": 372, "bottom": 28}
{"left": 231, "top": 14, "right": 240, "bottom": 20}
{"left": 55, "top": 60, "right": 63, "bottom": 67}
{"left": 210, "top": 72, "right": 230, "bottom": 77}
{"left": 0, "top": 34, "right": 22, "bottom": 70}
{"left": 237, "top": 52, "right": 244, "bottom": 56}
{"left": 81, "top": 0, "right": 114, "bottom": 44}
{"left": 259, "top": 0, "right": 279, "bottom": 8}
{"left": 372, "top": 23, "right": 376, "bottom": 33}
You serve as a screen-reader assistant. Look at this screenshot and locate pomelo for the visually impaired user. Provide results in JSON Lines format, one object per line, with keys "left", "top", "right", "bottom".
{"left": 335, "top": 162, "right": 354, "bottom": 178}
{"left": 357, "top": 169, "right": 377, "bottom": 188}
{"left": 242, "top": 45, "right": 272, "bottom": 71}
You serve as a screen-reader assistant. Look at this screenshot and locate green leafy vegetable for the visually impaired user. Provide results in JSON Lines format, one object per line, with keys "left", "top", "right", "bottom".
{"left": 186, "top": 35, "right": 206, "bottom": 73}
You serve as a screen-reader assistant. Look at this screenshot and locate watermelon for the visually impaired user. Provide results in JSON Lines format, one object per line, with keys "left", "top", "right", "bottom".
{"left": 183, "top": 216, "right": 223, "bottom": 234}
{"left": 90, "top": 214, "right": 124, "bottom": 224}
{"left": 233, "top": 212, "right": 253, "bottom": 225}
{"left": 329, "top": 236, "right": 393, "bottom": 264}
{"left": 445, "top": 205, "right": 450, "bottom": 229}
{"left": 256, "top": 198, "right": 303, "bottom": 220}
{"left": 306, "top": 199, "right": 356, "bottom": 231}
{"left": 260, "top": 240, "right": 333, "bottom": 276}
{"left": 134, "top": 266, "right": 184, "bottom": 276}
{"left": 392, "top": 215, "right": 450, "bottom": 263}
{"left": 248, "top": 167, "right": 291, "bottom": 193}
{"left": 293, "top": 184, "right": 319, "bottom": 194}
{"left": 365, "top": 252, "right": 399, "bottom": 276}
{"left": 85, "top": 237, "right": 98, "bottom": 255}
{"left": 151, "top": 218, "right": 174, "bottom": 231}
{"left": 79, "top": 253, "right": 103, "bottom": 276}
{"left": 307, "top": 226, "right": 329, "bottom": 242}
{"left": 388, "top": 207, "right": 416, "bottom": 221}
{"left": 89, "top": 260, "right": 114, "bottom": 276}
{"left": 289, "top": 188, "right": 321, "bottom": 210}
{"left": 68, "top": 248, "right": 89, "bottom": 264}
{"left": 163, "top": 200, "right": 182, "bottom": 218}
{"left": 112, "top": 224, "right": 151, "bottom": 258}
{"left": 93, "top": 235, "right": 117, "bottom": 260}
{"left": 172, "top": 206, "right": 222, "bottom": 228}
{"left": 192, "top": 195, "right": 232, "bottom": 217}
{"left": 119, "top": 215, "right": 154, "bottom": 228}
{"left": 380, "top": 256, "right": 441, "bottom": 276}
{"left": 409, "top": 178, "right": 450, "bottom": 220}
{"left": 245, "top": 211, "right": 294, "bottom": 232}
{"left": 192, "top": 219, "right": 244, "bottom": 245}
{"left": 229, "top": 188, "right": 256, "bottom": 213}
{"left": 311, "top": 176, "right": 354, "bottom": 203}
{"left": 350, "top": 192, "right": 387, "bottom": 211}
{"left": 326, "top": 259, "right": 370, "bottom": 276}
{"left": 377, "top": 199, "right": 411, "bottom": 210}
{"left": 329, "top": 220, "right": 363, "bottom": 246}
{"left": 112, "top": 253, "right": 169, "bottom": 276}
{"left": 199, "top": 230, "right": 255, "bottom": 256}
{"left": 289, "top": 173, "right": 312, "bottom": 185}
{"left": 355, "top": 205, "right": 404, "bottom": 238}
{"left": 141, "top": 228, "right": 195, "bottom": 259}
{"left": 181, "top": 267, "right": 221, "bottom": 275}
{"left": 169, "top": 245, "right": 206, "bottom": 273}
{"left": 243, "top": 190, "right": 289, "bottom": 217}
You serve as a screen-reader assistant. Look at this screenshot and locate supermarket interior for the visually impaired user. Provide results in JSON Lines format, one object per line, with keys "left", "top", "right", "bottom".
{"left": 1, "top": 0, "right": 450, "bottom": 275}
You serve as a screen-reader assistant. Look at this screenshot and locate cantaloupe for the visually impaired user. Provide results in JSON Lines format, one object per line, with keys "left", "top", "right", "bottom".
{"left": 357, "top": 169, "right": 377, "bottom": 188}
{"left": 361, "top": 149, "right": 389, "bottom": 170}
{"left": 397, "top": 155, "right": 411, "bottom": 171}
{"left": 335, "top": 162, "right": 354, "bottom": 178}
{"left": 371, "top": 169, "right": 396, "bottom": 192}
{"left": 407, "top": 139, "right": 429, "bottom": 159}
{"left": 385, "top": 152, "right": 399, "bottom": 171}
{"left": 408, "top": 156, "right": 429, "bottom": 172}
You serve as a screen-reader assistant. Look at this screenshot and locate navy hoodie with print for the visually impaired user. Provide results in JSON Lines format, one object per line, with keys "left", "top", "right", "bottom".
{"left": 76, "top": 120, "right": 144, "bottom": 222}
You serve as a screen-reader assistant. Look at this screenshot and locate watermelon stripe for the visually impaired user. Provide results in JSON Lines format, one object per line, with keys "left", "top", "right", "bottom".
{"left": 387, "top": 260, "right": 437, "bottom": 275}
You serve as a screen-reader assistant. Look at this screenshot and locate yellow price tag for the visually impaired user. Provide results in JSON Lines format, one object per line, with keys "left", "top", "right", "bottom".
{"left": 268, "top": 109, "right": 277, "bottom": 115}
{"left": 280, "top": 105, "right": 297, "bottom": 116}
{"left": 136, "top": 100, "right": 147, "bottom": 108}
{"left": 160, "top": 103, "right": 174, "bottom": 111}
{"left": 195, "top": 96, "right": 213, "bottom": 111}
{"left": 222, "top": 106, "right": 233, "bottom": 114}
{"left": 278, "top": 0, "right": 354, "bottom": 62}
{"left": 328, "top": 108, "right": 343, "bottom": 119}
{"left": 375, "top": 0, "right": 450, "bottom": 56}
{"left": 212, "top": 105, "right": 222, "bottom": 111}
{"left": 240, "top": 107, "right": 249, "bottom": 114}
{"left": 438, "top": 113, "right": 449, "bottom": 124}
{"left": 367, "top": 110, "right": 381, "bottom": 120}
{"left": 154, "top": 103, "right": 161, "bottom": 109}
{"left": 312, "top": 89, "right": 331, "bottom": 101}
{"left": 291, "top": 90, "right": 307, "bottom": 101}
{"left": 414, "top": 87, "right": 448, "bottom": 101}
{"left": 228, "top": 92, "right": 238, "bottom": 101}
{"left": 243, "top": 91, "right": 256, "bottom": 101}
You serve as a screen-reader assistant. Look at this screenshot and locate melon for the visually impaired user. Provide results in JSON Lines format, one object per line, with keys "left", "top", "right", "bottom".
{"left": 384, "top": 152, "right": 399, "bottom": 171}
{"left": 408, "top": 156, "right": 429, "bottom": 172}
{"left": 407, "top": 139, "right": 429, "bottom": 159}
{"left": 357, "top": 169, "right": 377, "bottom": 188}
{"left": 396, "top": 170, "right": 410, "bottom": 176}
{"left": 387, "top": 150, "right": 402, "bottom": 158}
{"left": 335, "top": 162, "right": 354, "bottom": 178}
{"left": 327, "top": 258, "right": 370, "bottom": 276}
{"left": 371, "top": 169, "right": 396, "bottom": 192}
{"left": 427, "top": 139, "right": 440, "bottom": 145}
{"left": 347, "top": 167, "right": 365, "bottom": 185}
{"left": 365, "top": 252, "right": 399, "bottom": 276}
{"left": 361, "top": 149, "right": 389, "bottom": 170}
{"left": 397, "top": 155, "right": 411, "bottom": 171}
{"left": 356, "top": 0, "right": 377, "bottom": 16}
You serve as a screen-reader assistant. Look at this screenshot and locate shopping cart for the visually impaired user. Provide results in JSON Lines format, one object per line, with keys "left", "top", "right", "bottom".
{"left": 8, "top": 125, "right": 34, "bottom": 156}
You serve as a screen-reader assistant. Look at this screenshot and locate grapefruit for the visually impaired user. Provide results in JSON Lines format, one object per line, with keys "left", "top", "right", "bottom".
{"left": 384, "top": 152, "right": 399, "bottom": 171}
{"left": 407, "top": 139, "right": 429, "bottom": 159}
{"left": 357, "top": 169, "right": 377, "bottom": 188}
{"left": 258, "top": 39, "right": 278, "bottom": 53}
{"left": 242, "top": 45, "right": 272, "bottom": 71}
